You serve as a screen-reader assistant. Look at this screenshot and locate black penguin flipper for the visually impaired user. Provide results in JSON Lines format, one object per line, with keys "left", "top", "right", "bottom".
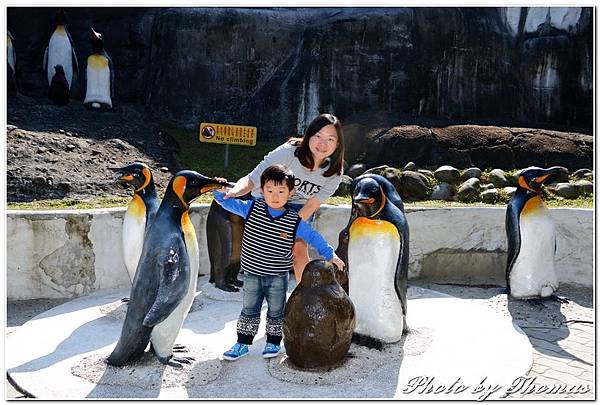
{"left": 107, "top": 283, "right": 154, "bottom": 366}
{"left": 142, "top": 242, "right": 190, "bottom": 327}
{"left": 505, "top": 192, "right": 527, "bottom": 295}
{"left": 106, "top": 323, "right": 152, "bottom": 366}
{"left": 392, "top": 212, "right": 409, "bottom": 319}
{"left": 335, "top": 205, "right": 359, "bottom": 269}
{"left": 67, "top": 30, "right": 79, "bottom": 75}
{"left": 105, "top": 51, "right": 114, "bottom": 101}
{"left": 43, "top": 46, "right": 48, "bottom": 74}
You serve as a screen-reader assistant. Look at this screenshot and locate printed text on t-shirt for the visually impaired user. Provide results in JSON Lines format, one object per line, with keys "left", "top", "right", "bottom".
{"left": 294, "top": 178, "right": 322, "bottom": 196}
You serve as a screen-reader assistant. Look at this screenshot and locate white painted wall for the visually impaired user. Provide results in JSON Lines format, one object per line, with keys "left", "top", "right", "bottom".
{"left": 7, "top": 204, "right": 592, "bottom": 300}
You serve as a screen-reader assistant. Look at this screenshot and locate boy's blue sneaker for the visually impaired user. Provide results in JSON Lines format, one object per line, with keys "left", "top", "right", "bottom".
{"left": 262, "top": 343, "right": 281, "bottom": 358}
{"left": 223, "top": 343, "right": 249, "bottom": 361}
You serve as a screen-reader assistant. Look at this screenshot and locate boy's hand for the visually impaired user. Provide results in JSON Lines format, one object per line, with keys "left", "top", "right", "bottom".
{"left": 331, "top": 256, "right": 345, "bottom": 271}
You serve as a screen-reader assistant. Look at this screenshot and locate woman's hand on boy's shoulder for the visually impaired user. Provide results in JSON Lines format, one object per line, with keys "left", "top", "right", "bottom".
{"left": 212, "top": 177, "right": 232, "bottom": 196}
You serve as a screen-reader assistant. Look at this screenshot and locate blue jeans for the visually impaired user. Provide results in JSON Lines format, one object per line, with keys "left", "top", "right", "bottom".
{"left": 236, "top": 272, "right": 288, "bottom": 345}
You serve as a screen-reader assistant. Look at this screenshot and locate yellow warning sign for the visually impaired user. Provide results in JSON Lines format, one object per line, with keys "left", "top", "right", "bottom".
{"left": 199, "top": 123, "right": 257, "bottom": 146}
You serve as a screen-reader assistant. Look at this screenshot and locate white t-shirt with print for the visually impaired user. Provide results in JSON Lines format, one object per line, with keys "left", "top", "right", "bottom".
{"left": 248, "top": 142, "right": 343, "bottom": 204}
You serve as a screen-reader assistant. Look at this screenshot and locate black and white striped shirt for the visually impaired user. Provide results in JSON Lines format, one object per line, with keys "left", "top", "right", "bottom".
{"left": 240, "top": 200, "right": 302, "bottom": 276}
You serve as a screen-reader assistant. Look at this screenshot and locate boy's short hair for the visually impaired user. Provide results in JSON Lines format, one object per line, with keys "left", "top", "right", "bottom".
{"left": 260, "top": 164, "right": 295, "bottom": 191}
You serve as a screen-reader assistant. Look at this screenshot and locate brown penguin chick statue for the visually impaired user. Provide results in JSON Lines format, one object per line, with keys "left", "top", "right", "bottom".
{"left": 283, "top": 259, "right": 355, "bottom": 369}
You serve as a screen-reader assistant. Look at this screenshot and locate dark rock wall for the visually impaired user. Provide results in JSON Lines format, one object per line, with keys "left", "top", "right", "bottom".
{"left": 7, "top": 7, "right": 593, "bottom": 138}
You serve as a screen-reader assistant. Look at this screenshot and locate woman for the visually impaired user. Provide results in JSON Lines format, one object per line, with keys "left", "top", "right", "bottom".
{"left": 223, "top": 113, "right": 345, "bottom": 283}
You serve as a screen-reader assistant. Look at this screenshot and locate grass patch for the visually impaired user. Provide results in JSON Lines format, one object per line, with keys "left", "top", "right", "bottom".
{"left": 7, "top": 197, "right": 132, "bottom": 210}
{"left": 163, "top": 127, "right": 281, "bottom": 181}
{"left": 7, "top": 194, "right": 593, "bottom": 210}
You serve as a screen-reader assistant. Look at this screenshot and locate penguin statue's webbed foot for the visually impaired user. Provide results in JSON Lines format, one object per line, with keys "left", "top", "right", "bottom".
{"left": 229, "top": 278, "right": 243, "bottom": 287}
{"left": 524, "top": 298, "right": 548, "bottom": 308}
{"left": 120, "top": 297, "right": 130, "bottom": 303}
{"left": 172, "top": 343, "right": 188, "bottom": 353}
{"left": 215, "top": 283, "right": 239, "bottom": 292}
{"left": 549, "top": 294, "right": 570, "bottom": 304}
{"left": 352, "top": 333, "right": 384, "bottom": 351}
{"left": 160, "top": 355, "right": 195, "bottom": 369}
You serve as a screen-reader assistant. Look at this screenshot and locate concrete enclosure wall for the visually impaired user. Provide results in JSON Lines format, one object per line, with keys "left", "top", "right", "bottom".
{"left": 7, "top": 205, "right": 593, "bottom": 300}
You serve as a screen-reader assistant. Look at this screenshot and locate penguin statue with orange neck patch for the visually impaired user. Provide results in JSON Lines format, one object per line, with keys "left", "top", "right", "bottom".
{"left": 43, "top": 9, "right": 79, "bottom": 96}
{"left": 336, "top": 173, "right": 408, "bottom": 349}
{"left": 84, "top": 28, "right": 113, "bottom": 110}
{"left": 107, "top": 171, "right": 230, "bottom": 367}
{"left": 506, "top": 166, "right": 568, "bottom": 302}
{"left": 113, "top": 163, "right": 160, "bottom": 302}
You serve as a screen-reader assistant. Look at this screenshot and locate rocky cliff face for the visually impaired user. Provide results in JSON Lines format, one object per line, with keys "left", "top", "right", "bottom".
{"left": 8, "top": 7, "right": 592, "bottom": 139}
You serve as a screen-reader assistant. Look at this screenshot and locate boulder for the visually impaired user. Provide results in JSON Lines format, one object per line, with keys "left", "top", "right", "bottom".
{"left": 365, "top": 125, "right": 434, "bottom": 168}
{"left": 363, "top": 165, "right": 393, "bottom": 177}
{"left": 461, "top": 167, "right": 482, "bottom": 180}
{"left": 434, "top": 165, "right": 461, "bottom": 184}
{"left": 403, "top": 161, "right": 416, "bottom": 171}
{"left": 363, "top": 165, "right": 403, "bottom": 193}
{"left": 548, "top": 182, "right": 579, "bottom": 199}
{"left": 488, "top": 169, "right": 508, "bottom": 188}
{"left": 418, "top": 169, "right": 435, "bottom": 178}
{"left": 346, "top": 163, "right": 367, "bottom": 178}
{"left": 574, "top": 179, "right": 593, "bottom": 195}
{"left": 481, "top": 183, "right": 495, "bottom": 190}
{"left": 457, "top": 178, "right": 481, "bottom": 202}
{"left": 503, "top": 186, "right": 517, "bottom": 198}
{"left": 398, "top": 171, "right": 430, "bottom": 200}
{"left": 430, "top": 182, "right": 453, "bottom": 200}
{"left": 481, "top": 188, "right": 499, "bottom": 203}
{"left": 333, "top": 175, "right": 353, "bottom": 197}
{"left": 508, "top": 170, "right": 522, "bottom": 186}
{"left": 573, "top": 168, "right": 592, "bottom": 179}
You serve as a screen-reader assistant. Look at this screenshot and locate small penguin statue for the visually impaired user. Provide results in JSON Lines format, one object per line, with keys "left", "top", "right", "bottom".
{"left": 283, "top": 259, "right": 355, "bottom": 369}
{"left": 48, "top": 64, "right": 70, "bottom": 105}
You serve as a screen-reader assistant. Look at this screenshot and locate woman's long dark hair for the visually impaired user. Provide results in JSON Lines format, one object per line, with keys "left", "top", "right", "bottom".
{"left": 290, "top": 114, "right": 345, "bottom": 177}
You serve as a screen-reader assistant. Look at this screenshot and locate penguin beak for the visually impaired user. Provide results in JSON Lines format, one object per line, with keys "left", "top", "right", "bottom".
{"left": 109, "top": 166, "right": 133, "bottom": 183}
{"left": 90, "top": 28, "right": 101, "bottom": 40}
{"left": 199, "top": 179, "right": 235, "bottom": 194}
{"left": 354, "top": 194, "right": 376, "bottom": 205}
{"left": 531, "top": 166, "right": 565, "bottom": 186}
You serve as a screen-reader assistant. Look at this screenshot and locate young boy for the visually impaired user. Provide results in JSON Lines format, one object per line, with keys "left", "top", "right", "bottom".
{"left": 213, "top": 164, "right": 345, "bottom": 360}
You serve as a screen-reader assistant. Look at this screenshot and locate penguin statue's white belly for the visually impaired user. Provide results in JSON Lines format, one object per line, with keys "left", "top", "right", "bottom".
{"left": 151, "top": 211, "right": 199, "bottom": 358}
{"left": 348, "top": 217, "right": 404, "bottom": 343}
{"left": 47, "top": 28, "right": 73, "bottom": 87}
{"left": 510, "top": 196, "right": 558, "bottom": 299}
{"left": 122, "top": 194, "right": 146, "bottom": 283}
{"left": 84, "top": 54, "right": 112, "bottom": 107}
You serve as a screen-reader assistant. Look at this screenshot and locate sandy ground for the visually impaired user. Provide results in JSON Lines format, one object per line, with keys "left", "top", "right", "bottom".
{"left": 6, "top": 280, "right": 592, "bottom": 399}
